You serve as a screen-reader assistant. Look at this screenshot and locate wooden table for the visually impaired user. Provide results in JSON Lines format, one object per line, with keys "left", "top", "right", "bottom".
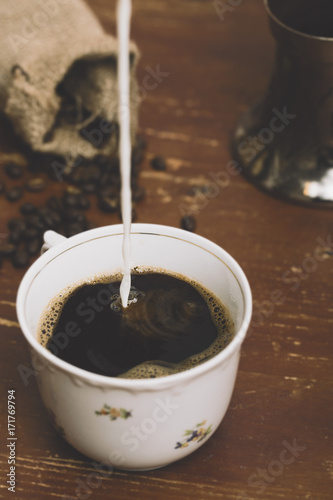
{"left": 0, "top": 1, "right": 332, "bottom": 498}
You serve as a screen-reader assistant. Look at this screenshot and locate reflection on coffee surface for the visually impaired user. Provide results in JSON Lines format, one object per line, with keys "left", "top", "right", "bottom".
{"left": 38, "top": 269, "right": 234, "bottom": 378}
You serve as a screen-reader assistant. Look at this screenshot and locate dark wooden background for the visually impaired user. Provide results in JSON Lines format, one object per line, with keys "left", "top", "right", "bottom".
{"left": 0, "top": 0, "right": 332, "bottom": 499}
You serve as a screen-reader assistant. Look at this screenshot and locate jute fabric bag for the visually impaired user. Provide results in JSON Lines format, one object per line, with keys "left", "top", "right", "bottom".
{"left": 0, "top": 0, "right": 138, "bottom": 161}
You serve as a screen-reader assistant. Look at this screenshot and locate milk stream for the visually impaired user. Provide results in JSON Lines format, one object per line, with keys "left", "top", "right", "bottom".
{"left": 117, "top": 0, "right": 132, "bottom": 308}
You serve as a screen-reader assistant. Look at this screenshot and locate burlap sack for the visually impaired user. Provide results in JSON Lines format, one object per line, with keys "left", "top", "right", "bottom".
{"left": 0, "top": 0, "right": 139, "bottom": 161}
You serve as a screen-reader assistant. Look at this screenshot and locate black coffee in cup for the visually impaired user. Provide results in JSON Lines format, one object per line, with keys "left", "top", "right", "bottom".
{"left": 38, "top": 270, "right": 234, "bottom": 378}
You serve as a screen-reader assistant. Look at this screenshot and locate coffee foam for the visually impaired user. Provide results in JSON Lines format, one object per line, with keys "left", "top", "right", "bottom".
{"left": 38, "top": 267, "right": 234, "bottom": 379}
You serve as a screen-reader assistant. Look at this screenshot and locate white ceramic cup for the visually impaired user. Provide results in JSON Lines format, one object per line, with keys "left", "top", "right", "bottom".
{"left": 17, "top": 223, "right": 252, "bottom": 470}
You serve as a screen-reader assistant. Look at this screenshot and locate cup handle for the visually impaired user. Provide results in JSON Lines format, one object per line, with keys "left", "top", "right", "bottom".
{"left": 41, "top": 230, "right": 67, "bottom": 255}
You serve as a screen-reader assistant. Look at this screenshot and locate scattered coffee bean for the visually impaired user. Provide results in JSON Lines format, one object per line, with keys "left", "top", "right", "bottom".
{"left": 82, "top": 182, "right": 96, "bottom": 194}
{"left": 24, "top": 227, "right": 40, "bottom": 240}
{"left": 1, "top": 133, "right": 146, "bottom": 270}
{"left": 46, "top": 196, "right": 63, "bottom": 213}
{"left": 64, "top": 209, "right": 81, "bottom": 223}
{"left": 48, "top": 211, "right": 62, "bottom": 227}
{"left": 98, "top": 186, "right": 118, "bottom": 200}
{"left": 70, "top": 164, "right": 100, "bottom": 185}
{"left": 65, "top": 186, "right": 82, "bottom": 196}
{"left": 25, "top": 178, "right": 47, "bottom": 192}
{"left": 151, "top": 156, "right": 167, "bottom": 171}
{"left": 131, "top": 207, "right": 138, "bottom": 222}
{"left": 136, "top": 135, "right": 147, "bottom": 151}
{"left": 12, "top": 249, "right": 30, "bottom": 268}
{"left": 65, "top": 223, "right": 85, "bottom": 237}
{"left": 95, "top": 155, "right": 111, "bottom": 169}
{"left": 9, "top": 231, "right": 23, "bottom": 245}
{"left": 76, "top": 195, "right": 90, "bottom": 210}
{"left": 180, "top": 215, "right": 196, "bottom": 232}
{"left": 63, "top": 193, "right": 79, "bottom": 209}
{"left": 8, "top": 218, "right": 27, "bottom": 233}
{"left": 188, "top": 184, "right": 216, "bottom": 197}
{"left": 132, "top": 185, "right": 145, "bottom": 202}
{"left": 98, "top": 196, "right": 119, "bottom": 213}
{"left": 26, "top": 215, "right": 45, "bottom": 231}
{"left": 132, "top": 136, "right": 147, "bottom": 166}
{"left": 132, "top": 146, "right": 144, "bottom": 166}
{"left": 39, "top": 209, "right": 56, "bottom": 229}
{"left": 6, "top": 187, "right": 23, "bottom": 202}
{"left": 98, "top": 172, "right": 111, "bottom": 187}
{"left": 27, "top": 161, "right": 43, "bottom": 174}
{"left": 74, "top": 213, "right": 87, "bottom": 226}
{"left": 26, "top": 238, "right": 42, "bottom": 256}
{"left": 0, "top": 244, "right": 16, "bottom": 257}
{"left": 107, "top": 172, "right": 121, "bottom": 188}
{"left": 4, "top": 163, "right": 23, "bottom": 179}
{"left": 20, "top": 202, "right": 37, "bottom": 216}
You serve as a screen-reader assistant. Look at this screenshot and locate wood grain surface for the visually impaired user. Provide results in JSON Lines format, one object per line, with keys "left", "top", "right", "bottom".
{"left": 0, "top": 1, "right": 332, "bottom": 499}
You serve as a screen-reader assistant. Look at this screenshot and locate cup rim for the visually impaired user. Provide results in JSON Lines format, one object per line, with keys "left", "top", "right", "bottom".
{"left": 17, "top": 223, "right": 252, "bottom": 389}
{"left": 264, "top": 0, "right": 333, "bottom": 41}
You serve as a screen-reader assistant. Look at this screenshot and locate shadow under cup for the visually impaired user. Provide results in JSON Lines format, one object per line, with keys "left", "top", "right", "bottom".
{"left": 17, "top": 224, "right": 252, "bottom": 470}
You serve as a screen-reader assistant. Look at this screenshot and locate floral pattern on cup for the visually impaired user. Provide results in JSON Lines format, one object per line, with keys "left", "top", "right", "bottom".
{"left": 48, "top": 408, "right": 66, "bottom": 440}
{"left": 95, "top": 404, "right": 132, "bottom": 421}
{"left": 175, "top": 420, "right": 212, "bottom": 449}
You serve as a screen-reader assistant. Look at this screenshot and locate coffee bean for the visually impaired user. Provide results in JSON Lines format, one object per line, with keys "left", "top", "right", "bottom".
{"left": 63, "top": 193, "right": 79, "bottom": 209}
{"left": 0, "top": 244, "right": 16, "bottom": 257}
{"left": 136, "top": 135, "right": 147, "bottom": 151}
{"left": 65, "top": 186, "right": 82, "bottom": 196}
{"left": 9, "top": 231, "right": 23, "bottom": 245}
{"left": 0, "top": 181, "right": 6, "bottom": 194}
{"left": 39, "top": 208, "right": 59, "bottom": 228}
{"left": 94, "top": 155, "right": 111, "bottom": 169}
{"left": 132, "top": 185, "right": 145, "bottom": 202}
{"left": 188, "top": 184, "right": 216, "bottom": 197}
{"left": 82, "top": 182, "right": 96, "bottom": 194}
{"left": 26, "top": 215, "right": 45, "bottom": 231}
{"left": 48, "top": 210, "right": 62, "bottom": 227}
{"left": 76, "top": 195, "right": 90, "bottom": 210}
{"left": 151, "top": 156, "right": 167, "bottom": 171}
{"left": 86, "top": 165, "right": 101, "bottom": 183}
{"left": 132, "top": 146, "right": 144, "bottom": 166}
{"left": 63, "top": 209, "right": 81, "bottom": 223}
{"left": 65, "top": 223, "right": 84, "bottom": 237}
{"left": 12, "top": 249, "right": 30, "bottom": 268}
{"left": 180, "top": 215, "right": 196, "bottom": 232}
{"left": 26, "top": 238, "right": 41, "bottom": 256}
{"left": 25, "top": 178, "right": 47, "bottom": 192}
{"left": 98, "top": 196, "right": 119, "bottom": 213}
{"left": 4, "top": 163, "right": 23, "bottom": 179}
{"left": 132, "top": 136, "right": 146, "bottom": 166}
{"left": 8, "top": 218, "right": 27, "bottom": 232}
{"left": 131, "top": 207, "right": 137, "bottom": 222}
{"left": 98, "top": 172, "right": 111, "bottom": 187}
{"left": 46, "top": 196, "right": 63, "bottom": 213}
{"left": 73, "top": 213, "right": 87, "bottom": 226}
{"left": 24, "top": 227, "right": 40, "bottom": 240}
{"left": 20, "top": 202, "right": 37, "bottom": 216}
{"left": 27, "top": 161, "right": 43, "bottom": 174}
{"left": 98, "top": 186, "right": 118, "bottom": 199}
{"left": 6, "top": 187, "right": 23, "bottom": 202}
{"left": 70, "top": 165, "right": 100, "bottom": 185}
{"left": 40, "top": 213, "right": 56, "bottom": 229}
